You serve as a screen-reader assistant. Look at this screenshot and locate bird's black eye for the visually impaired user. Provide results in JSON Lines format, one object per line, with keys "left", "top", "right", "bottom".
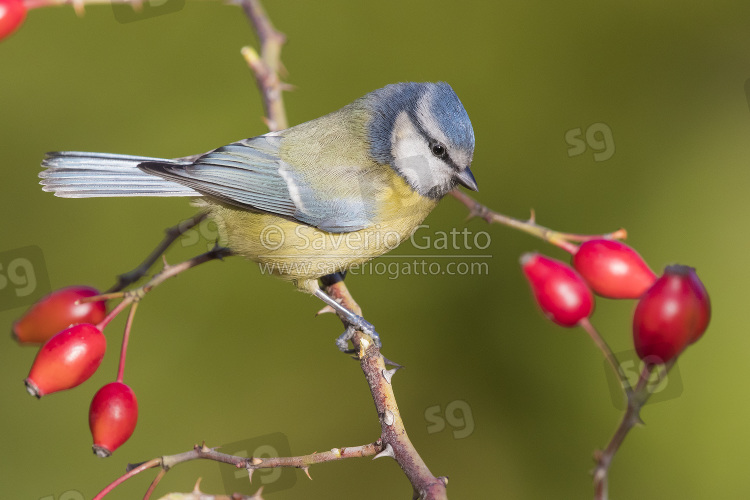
{"left": 430, "top": 141, "right": 447, "bottom": 159}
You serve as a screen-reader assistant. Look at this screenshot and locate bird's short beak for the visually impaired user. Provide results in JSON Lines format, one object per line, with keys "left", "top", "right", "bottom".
{"left": 456, "top": 167, "right": 478, "bottom": 191}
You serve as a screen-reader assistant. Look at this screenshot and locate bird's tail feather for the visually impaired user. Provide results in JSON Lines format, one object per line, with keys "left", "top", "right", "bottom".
{"left": 40, "top": 151, "right": 202, "bottom": 198}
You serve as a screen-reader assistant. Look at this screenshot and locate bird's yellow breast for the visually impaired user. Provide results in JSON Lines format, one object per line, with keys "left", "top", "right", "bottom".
{"left": 200, "top": 167, "right": 436, "bottom": 287}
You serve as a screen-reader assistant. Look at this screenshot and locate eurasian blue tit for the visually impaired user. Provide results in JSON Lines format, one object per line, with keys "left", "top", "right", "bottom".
{"left": 39, "top": 81, "right": 477, "bottom": 349}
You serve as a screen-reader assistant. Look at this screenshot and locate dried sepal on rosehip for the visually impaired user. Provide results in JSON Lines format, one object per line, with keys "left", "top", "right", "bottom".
{"left": 521, "top": 252, "right": 594, "bottom": 327}
{"left": 632, "top": 265, "right": 711, "bottom": 364}
{"left": 13, "top": 286, "right": 107, "bottom": 345}
{"left": 572, "top": 239, "right": 656, "bottom": 299}
{"left": 0, "top": 0, "right": 27, "bottom": 41}
{"left": 24, "top": 323, "right": 106, "bottom": 397}
{"left": 89, "top": 382, "right": 138, "bottom": 457}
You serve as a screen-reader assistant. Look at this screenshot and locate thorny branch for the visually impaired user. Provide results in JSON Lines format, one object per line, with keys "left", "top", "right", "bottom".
{"left": 87, "top": 0, "right": 449, "bottom": 499}
{"left": 592, "top": 360, "right": 675, "bottom": 500}
{"left": 45, "top": 1, "right": 642, "bottom": 499}
{"left": 240, "top": 0, "right": 289, "bottom": 132}
{"left": 92, "top": 442, "right": 384, "bottom": 500}
{"left": 324, "top": 281, "right": 449, "bottom": 500}
{"left": 449, "top": 189, "right": 626, "bottom": 254}
{"left": 107, "top": 213, "right": 207, "bottom": 293}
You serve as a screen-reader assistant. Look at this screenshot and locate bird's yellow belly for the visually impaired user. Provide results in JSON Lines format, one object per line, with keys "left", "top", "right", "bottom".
{"left": 199, "top": 184, "right": 437, "bottom": 285}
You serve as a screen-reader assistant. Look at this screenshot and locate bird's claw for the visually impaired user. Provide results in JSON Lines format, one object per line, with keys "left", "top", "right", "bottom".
{"left": 335, "top": 317, "right": 381, "bottom": 352}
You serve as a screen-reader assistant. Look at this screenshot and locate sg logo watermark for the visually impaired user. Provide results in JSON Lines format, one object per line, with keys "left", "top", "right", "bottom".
{"left": 565, "top": 122, "right": 615, "bottom": 162}
{"left": 0, "top": 246, "right": 51, "bottom": 312}
{"left": 218, "top": 433, "right": 296, "bottom": 496}
{"left": 425, "top": 399, "right": 475, "bottom": 439}
{"left": 178, "top": 216, "right": 225, "bottom": 252}
{"left": 603, "top": 351, "right": 683, "bottom": 410}
{"left": 112, "top": 0, "right": 185, "bottom": 23}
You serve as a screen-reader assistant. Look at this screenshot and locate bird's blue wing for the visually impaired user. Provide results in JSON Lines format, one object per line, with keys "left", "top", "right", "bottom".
{"left": 138, "top": 135, "right": 374, "bottom": 233}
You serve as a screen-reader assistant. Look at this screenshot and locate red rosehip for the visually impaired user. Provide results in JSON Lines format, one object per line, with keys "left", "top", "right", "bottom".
{"left": 573, "top": 239, "right": 657, "bottom": 299}
{"left": 24, "top": 323, "right": 106, "bottom": 398}
{"left": 633, "top": 265, "right": 711, "bottom": 364}
{"left": 13, "top": 286, "right": 107, "bottom": 345}
{"left": 521, "top": 252, "right": 594, "bottom": 327}
{"left": 0, "top": 0, "right": 26, "bottom": 41}
{"left": 89, "top": 382, "right": 138, "bottom": 457}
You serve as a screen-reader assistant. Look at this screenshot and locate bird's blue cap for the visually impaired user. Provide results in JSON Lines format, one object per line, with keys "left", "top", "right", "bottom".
{"left": 363, "top": 82, "right": 475, "bottom": 167}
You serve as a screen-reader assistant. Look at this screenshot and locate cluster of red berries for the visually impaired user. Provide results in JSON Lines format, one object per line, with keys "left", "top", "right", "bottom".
{"left": 521, "top": 239, "right": 710, "bottom": 364}
{"left": 0, "top": 0, "right": 26, "bottom": 40}
{"left": 13, "top": 286, "right": 138, "bottom": 457}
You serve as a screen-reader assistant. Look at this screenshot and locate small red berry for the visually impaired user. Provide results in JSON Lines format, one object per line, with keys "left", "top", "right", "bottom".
{"left": 89, "top": 382, "right": 138, "bottom": 457}
{"left": 0, "top": 0, "right": 27, "bottom": 41}
{"left": 13, "top": 286, "right": 107, "bottom": 345}
{"left": 24, "top": 323, "right": 106, "bottom": 397}
{"left": 633, "top": 265, "right": 711, "bottom": 364}
{"left": 521, "top": 252, "right": 594, "bottom": 327}
{"left": 573, "top": 239, "right": 656, "bottom": 299}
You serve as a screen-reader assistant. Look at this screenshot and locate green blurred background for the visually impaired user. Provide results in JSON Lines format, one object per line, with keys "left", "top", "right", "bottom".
{"left": 1, "top": 1, "right": 749, "bottom": 498}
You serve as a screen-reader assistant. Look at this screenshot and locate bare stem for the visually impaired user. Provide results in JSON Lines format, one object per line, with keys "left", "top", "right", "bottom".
{"left": 107, "top": 212, "right": 208, "bottom": 293}
{"left": 116, "top": 301, "right": 138, "bottom": 383}
{"left": 96, "top": 297, "right": 132, "bottom": 331}
{"left": 593, "top": 361, "right": 674, "bottom": 499}
{"left": 93, "top": 246, "right": 232, "bottom": 334}
{"left": 449, "top": 189, "right": 626, "bottom": 253}
{"left": 91, "top": 458, "right": 161, "bottom": 500}
{"left": 325, "top": 281, "right": 449, "bottom": 500}
{"left": 138, "top": 245, "right": 233, "bottom": 294}
{"left": 240, "top": 0, "right": 289, "bottom": 131}
{"left": 166, "top": 441, "right": 382, "bottom": 473}
{"left": 142, "top": 466, "right": 167, "bottom": 500}
{"left": 94, "top": 442, "right": 383, "bottom": 498}
{"left": 578, "top": 318, "right": 631, "bottom": 394}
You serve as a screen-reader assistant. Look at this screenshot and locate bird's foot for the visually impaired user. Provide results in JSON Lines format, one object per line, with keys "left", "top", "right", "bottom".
{"left": 335, "top": 317, "right": 381, "bottom": 352}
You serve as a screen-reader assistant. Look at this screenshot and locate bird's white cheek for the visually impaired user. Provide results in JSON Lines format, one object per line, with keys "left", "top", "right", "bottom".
{"left": 395, "top": 153, "right": 456, "bottom": 195}
{"left": 394, "top": 154, "right": 430, "bottom": 191}
{"left": 391, "top": 112, "right": 425, "bottom": 159}
{"left": 390, "top": 111, "right": 453, "bottom": 194}
{"left": 391, "top": 112, "right": 431, "bottom": 190}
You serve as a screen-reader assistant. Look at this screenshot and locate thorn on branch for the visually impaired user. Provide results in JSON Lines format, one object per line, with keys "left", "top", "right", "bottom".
{"left": 449, "top": 189, "right": 624, "bottom": 253}
{"left": 316, "top": 305, "right": 336, "bottom": 316}
{"left": 382, "top": 356, "right": 404, "bottom": 369}
{"left": 382, "top": 367, "right": 399, "bottom": 384}
{"left": 373, "top": 443, "right": 395, "bottom": 461}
